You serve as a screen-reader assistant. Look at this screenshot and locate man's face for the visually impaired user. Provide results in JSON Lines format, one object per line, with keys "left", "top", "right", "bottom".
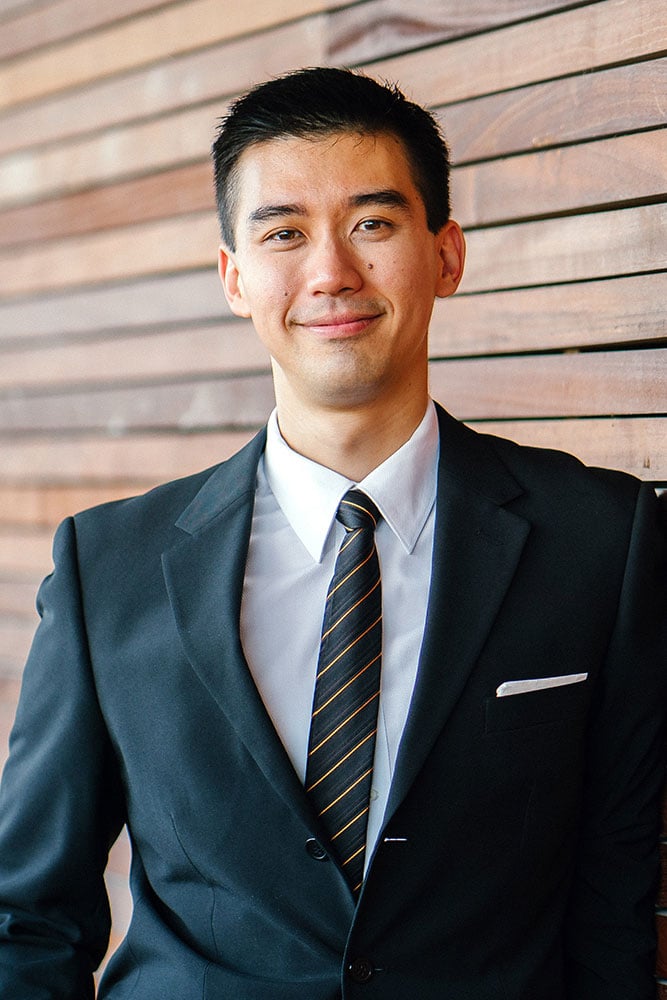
{"left": 219, "top": 130, "right": 464, "bottom": 416}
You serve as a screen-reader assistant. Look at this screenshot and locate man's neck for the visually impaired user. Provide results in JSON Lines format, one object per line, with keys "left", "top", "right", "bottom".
{"left": 274, "top": 393, "right": 431, "bottom": 482}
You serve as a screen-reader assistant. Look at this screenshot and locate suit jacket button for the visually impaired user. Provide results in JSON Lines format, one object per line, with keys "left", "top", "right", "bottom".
{"left": 348, "top": 957, "right": 374, "bottom": 983}
{"left": 305, "top": 837, "right": 328, "bottom": 861}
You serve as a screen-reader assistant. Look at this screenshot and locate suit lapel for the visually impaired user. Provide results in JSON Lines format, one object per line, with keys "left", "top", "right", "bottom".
{"left": 162, "top": 429, "right": 313, "bottom": 827}
{"left": 386, "top": 407, "right": 530, "bottom": 819}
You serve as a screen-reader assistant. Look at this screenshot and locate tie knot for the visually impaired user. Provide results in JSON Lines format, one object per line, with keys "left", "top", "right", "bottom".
{"left": 337, "top": 489, "right": 380, "bottom": 532}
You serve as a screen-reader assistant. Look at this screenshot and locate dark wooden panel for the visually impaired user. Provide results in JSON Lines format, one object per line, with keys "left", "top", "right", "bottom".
{"left": 0, "top": 323, "right": 269, "bottom": 390}
{"left": 327, "top": 0, "right": 571, "bottom": 65}
{"left": 442, "top": 58, "right": 667, "bottom": 164}
{"left": 368, "top": 0, "right": 663, "bottom": 108}
{"left": 0, "top": 16, "right": 327, "bottom": 158}
{"left": 465, "top": 416, "right": 667, "bottom": 482}
{"left": 0, "top": 430, "right": 256, "bottom": 483}
{"left": 451, "top": 129, "right": 667, "bottom": 227}
{"left": 658, "top": 914, "right": 667, "bottom": 979}
{"left": 431, "top": 273, "right": 667, "bottom": 357}
{"left": 0, "top": 0, "right": 176, "bottom": 61}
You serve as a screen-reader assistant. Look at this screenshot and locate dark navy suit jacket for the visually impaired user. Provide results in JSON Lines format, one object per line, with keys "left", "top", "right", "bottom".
{"left": 0, "top": 406, "right": 665, "bottom": 998}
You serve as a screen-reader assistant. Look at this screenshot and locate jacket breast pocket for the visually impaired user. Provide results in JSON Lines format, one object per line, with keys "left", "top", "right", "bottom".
{"left": 484, "top": 679, "right": 590, "bottom": 735}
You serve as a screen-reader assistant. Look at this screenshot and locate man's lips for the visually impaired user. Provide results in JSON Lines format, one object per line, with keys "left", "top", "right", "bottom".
{"left": 293, "top": 312, "right": 383, "bottom": 336}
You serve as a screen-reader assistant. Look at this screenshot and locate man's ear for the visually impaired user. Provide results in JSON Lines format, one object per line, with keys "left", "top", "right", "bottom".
{"left": 218, "top": 246, "right": 252, "bottom": 318}
{"left": 434, "top": 220, "right": 466, "bottom": 299}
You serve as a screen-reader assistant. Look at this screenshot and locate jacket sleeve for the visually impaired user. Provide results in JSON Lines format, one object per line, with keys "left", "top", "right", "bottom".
{"left": 564, "top": 483, "right": 667, "bottom": 998}
{"left": 0, "top": 517, "right": 126, "bottom": 997}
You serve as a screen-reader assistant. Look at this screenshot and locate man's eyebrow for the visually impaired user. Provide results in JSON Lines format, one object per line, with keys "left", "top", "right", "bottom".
{"left": 349, "top": 189, "right": 411, "bottom": 211}
{"left": 247, "top": 203, "right": 306, "bottom": 228}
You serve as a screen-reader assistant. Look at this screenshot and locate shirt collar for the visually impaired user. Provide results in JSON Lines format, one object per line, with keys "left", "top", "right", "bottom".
{"left": 263, "top": 401, "right": 439, "bottom": 562}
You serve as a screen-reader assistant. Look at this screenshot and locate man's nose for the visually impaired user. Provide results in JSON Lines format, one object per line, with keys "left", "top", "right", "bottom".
{"left": 305, "top": 237, "right": 364, "bottom": 296}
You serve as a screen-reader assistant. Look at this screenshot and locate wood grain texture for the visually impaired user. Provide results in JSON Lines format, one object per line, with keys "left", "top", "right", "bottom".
{"left": 0, "top": 162, "right": 215, "bottom": 248}
{"left": 461, "top": 204, "right": 667, "bottom": 293}
{"left": 368, "top": 0, "right": 665, "bottom": 107}
{"left": 0, "top": 0, "right": 347, "bottom": 111}
{"left": 451, "top": 129, "right": 667, "bottom": 227}
{"left": 443, "top": 58, "right": 667, "bottom": 164}
{"left": 0, "top": 270, "right": 226, "bottom": 342}
{"left": 431, "top": 273, "right": 667, "bottom": 357}
{"left": 465, "top": 416, "right": 667, "bottom": 481}
{"left": 327, "top": 0, "right": 572, "bottom": 64}
{"left": 0, "top": 15, "right": 327, "bottom": 159}
{"left": 0, "top": 323, "right": 267, "bottom": 389}
{"left": 0, "top": 484, "right": 151, "bottom": 526}
{"left": 0, "top": 0, "right": 175, "bottom": 61}
{"left": 0, "top": 431, "right": 256, "bottom": 483}
{"left": 430, "top": 349, "right": 667, "bottom": 419}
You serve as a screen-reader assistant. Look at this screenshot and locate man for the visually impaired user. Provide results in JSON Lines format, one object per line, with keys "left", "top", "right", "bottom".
{"left": 0, "top": 67, "right": 665, "bottom": 998}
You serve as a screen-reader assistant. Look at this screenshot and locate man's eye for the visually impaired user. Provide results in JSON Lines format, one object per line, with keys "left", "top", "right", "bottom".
{"left": 358, "top": 219, "right": 389, "bottom": 233}
{"left": 268, "top": 229, "right": 299, "bottom": 243}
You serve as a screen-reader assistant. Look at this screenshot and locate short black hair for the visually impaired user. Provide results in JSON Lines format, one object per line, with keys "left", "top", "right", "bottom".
{"left": 212, "top": 66, "right": 451, "bottom": 250}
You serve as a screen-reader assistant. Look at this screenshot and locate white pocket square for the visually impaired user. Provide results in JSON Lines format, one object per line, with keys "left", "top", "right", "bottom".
{"left": 496, "top": 673, "right": 588, "bottom": 698}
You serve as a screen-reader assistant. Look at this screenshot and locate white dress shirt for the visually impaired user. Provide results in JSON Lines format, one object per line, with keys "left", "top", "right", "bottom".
{"left": 240, "top": 401, "right": 438, "bottom": 862}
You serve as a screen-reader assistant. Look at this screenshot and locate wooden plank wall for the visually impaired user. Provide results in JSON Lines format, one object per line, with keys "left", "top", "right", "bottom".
{"left": 0, "top": 0, "right": 665, "bottom": 981}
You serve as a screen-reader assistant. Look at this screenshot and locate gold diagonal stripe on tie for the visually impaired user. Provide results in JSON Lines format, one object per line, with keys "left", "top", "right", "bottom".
{"left": 312, "top": 652, "right": 381, "bottom": 715}
{"left": 331, "top": 806, "right": 369, "bottom": 842}
{"left": 320, "top": 578, "right": 381, "bottom": 642}
{"left": 315, "top": 617, "right": 382, "bottom": 683}
{"left": 326, "top": 548, "right": 376, "bottom": 602}
{"left": 342, "top": 844, "right": 366, "bottom": 868}
{"left": 306, "top": 735, "right": 376, "bottom": 794}
{"left": 316, "top": 766, "right": 374, "bottom": 815}
{"left": 308, "top": 691, "right": 380, "bottom": 756}
{"left": 339, "top": 527, "right": 362, "bottom": 554}
{"left": 340, "top": 498, "right": 378, "bottom": 528}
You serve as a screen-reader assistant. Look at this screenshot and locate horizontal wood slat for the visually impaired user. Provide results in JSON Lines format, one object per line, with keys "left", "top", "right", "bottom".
{"left": 0, "top": 484, "right": 148, "bottom": 527}
{"left": 0, "top": 527, "right": 53, "bottom": 576}
{"left": 451, "top": 129, "right": 667, "bottom": 227}
{"left": 0, "top": 270, "right": 226, "bottom": 342}
{"left": 328, "top": 0, "right": 572, "bottom": 64}
{"left": 4, "top": 127, "right": 664, "bottom": 249}
{"left": 1, "top": 203, "right": 664, "bottom": 299}
{"left": 0, "top": 579, "right": 41, "bottom": 615}
{"left": 0, "top": 431, "right": 256, "bottom": 483}
{"left": 0, "top": 619, "right": 37, "bottom": 668}
{"left": 461, "top": 204, "right": 667, "bottom": 293}
{"left": 432, "top": 273, "right": 667, "bottom": 357}
{"left": 0, "top": 0, "right": 175, "bottom": 61}
{"left": 369, "top": 0, "right": 665, "bottom": 107}
{"left": 443, "top": 58, "right": 667, "bottom": 164}
{"left": 0, "top": 0, "right": 347, "bottom": 112}
{"left": 0, "top": 373, "right": 277, "bottom": 433}
{"left": 467, "top": 417, "right": 667, "bottom": 481}
{"left": 0, "top": 348, "right": 664, "bottom": 433}
{"left": 0, "top": 162, "right": 214, "bottom": 249}
{"left": 0, "top": 323, "right": 268, "bottom": 389}
{"left": 0, "top": 15, "right": 327, "bottom": 160}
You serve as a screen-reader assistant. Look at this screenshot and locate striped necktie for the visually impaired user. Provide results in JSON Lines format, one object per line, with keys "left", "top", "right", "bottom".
{"left": 305, "top": 488, "right": 382, "bottom": 896}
